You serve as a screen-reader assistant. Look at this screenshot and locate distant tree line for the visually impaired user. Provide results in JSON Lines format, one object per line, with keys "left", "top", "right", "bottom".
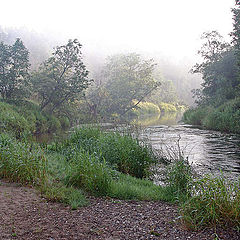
{"left": 0, "top": 27, "right": 190, "bottom": 122}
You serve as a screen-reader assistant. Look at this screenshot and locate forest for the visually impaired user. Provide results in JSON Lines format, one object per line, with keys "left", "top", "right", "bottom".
{"left": 0, "top": 23, "right": 202, "bottom": 135}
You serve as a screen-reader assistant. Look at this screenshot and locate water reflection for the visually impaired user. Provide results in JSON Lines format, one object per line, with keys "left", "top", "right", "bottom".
{"left": 139, "top": 113, "right": 240, "bottom": 179}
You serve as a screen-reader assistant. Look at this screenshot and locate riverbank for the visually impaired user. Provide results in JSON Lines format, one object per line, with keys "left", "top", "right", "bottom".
{"left": 1, "top": 180, "right": 239, "bottom": 240}
{"left": 183, "top": 98, "right": 240, "bottom": 134}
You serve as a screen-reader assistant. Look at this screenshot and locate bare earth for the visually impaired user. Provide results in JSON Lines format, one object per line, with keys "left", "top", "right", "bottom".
{"left": 0, "top": 180, "right": 239, "bottom": 240}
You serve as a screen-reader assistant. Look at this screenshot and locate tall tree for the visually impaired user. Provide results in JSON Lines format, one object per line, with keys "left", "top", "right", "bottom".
{"left": 0, "top": 38, "right": 30, "bottom": 99}
{"left": 232, "top": 0, "right": 240, "bottom": 77}
{"left": 32, "top": 39, "right": 91, "bottom": 113}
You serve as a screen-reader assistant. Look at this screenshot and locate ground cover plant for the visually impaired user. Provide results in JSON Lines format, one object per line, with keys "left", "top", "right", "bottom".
{"left": 1, "top": 125, "right": 239, "bottom": 231}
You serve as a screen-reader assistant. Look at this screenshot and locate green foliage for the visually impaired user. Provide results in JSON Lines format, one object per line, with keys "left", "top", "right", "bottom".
{"left": 0, "top": 38, "right": 30, "bottom": 99}
{"left": 83, "top": 53, "right": 159, "bottom": 118}
{"left": 232, "top": 0, "right": 240, "bottom": 73}
{"left": 0, "top": 100, "right": 67, "bottom": 137}
{"left": 59, "top": 116, "right": 70, "bottom": 129}
{"left": 32, "top": 39, "right": 91, "bottom": 113}
{"left": 0, "top": 101, "right": 31, "bottom": 138}
{"left": 183, "top": 98, "right": 240, "bottom": 133}
{"left": 166, "top": 158, "right": 192, "bottom": 201}
{"left": 183, "top": 107, "right": 209, "bottom": 126}
{"left": 0, "top": 133, "right": 47, "bottom": 185}
{"left": 64, "top": 151, "right": 113, "bottom": 196}
{"left": 132, "top": 101, "right": 160, "bottom": 116}
{"left": 191, "top": 31, "right": 239, "bottom": 105}
{"left": 55, "top": 127, "right": 157, "bottom": 179}
{"left": 181, "top": 175, "right": 240, "bottom": 230}
{"left": 39, "top": 183, "right": 88, "bottom": 209}
{"left": 159, "top": 102, "right": 177, "bottom": 113}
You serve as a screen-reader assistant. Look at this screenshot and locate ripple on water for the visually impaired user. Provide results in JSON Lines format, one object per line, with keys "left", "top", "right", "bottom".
{"left": 142, "top": 124, "right": 240, "bottom": 179}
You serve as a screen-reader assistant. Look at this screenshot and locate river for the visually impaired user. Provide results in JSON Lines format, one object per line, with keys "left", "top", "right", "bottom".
{"left": 135, "top": 112, "right": 240, "bottom": 180}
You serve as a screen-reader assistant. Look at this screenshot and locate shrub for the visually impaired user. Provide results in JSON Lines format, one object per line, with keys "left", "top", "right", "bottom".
{"left": 159, "top": 102, "right": 177, "bottom": 113}
{"left": 0, "top": 102, "right": 30, "bottom": 138}
{"left": 183, "top": 107, "right": 208, "bottom": 126}
{"left": 132, "top": 101, "right": 160, "bottom": 116}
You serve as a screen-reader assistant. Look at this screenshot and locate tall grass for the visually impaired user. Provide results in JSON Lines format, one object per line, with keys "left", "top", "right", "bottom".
{"left": 183, "top": 98, "right": 240, "bottom": 133}
{"left": 0, "top": 133, "right": 47, "bottom": 185}
{"left": 64, "top": 151, "right": 114, "bottom": 196}
{"left": 181, "top": 175, "right": 240, "bottom": 230}
{"left": 52, "top": 127, "right": 157, "bottom": 179}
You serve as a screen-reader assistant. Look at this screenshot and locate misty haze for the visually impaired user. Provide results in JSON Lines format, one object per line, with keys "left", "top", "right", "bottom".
{"left": 0, "top": 0, "right": 240, "bottom": 239}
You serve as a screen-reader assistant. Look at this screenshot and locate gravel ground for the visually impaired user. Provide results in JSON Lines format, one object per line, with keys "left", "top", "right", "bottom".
{"left": 0, "top": 180, "right": 239, "bottom": 240}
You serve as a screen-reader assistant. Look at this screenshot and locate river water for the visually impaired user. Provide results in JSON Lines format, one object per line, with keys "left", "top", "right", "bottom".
{"left": 134, "top": 112, "right": 240, "bottom": 179}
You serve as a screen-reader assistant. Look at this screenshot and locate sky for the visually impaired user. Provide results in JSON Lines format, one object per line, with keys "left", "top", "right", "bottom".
{"left": 0, "top": 0, "right": 236, "bottom": 60}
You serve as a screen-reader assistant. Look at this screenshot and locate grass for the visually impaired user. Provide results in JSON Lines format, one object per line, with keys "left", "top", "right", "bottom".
{"left": 180, "top": 175, "right": 240, "bottom": 230}
{"left": 1, "top": 123, "right": 239, "bottom": 231}
{"left": 51, "top": 127, "right": 157, "bottom": 179}
{"left": 183, "top": 98, "right": 240, "bottom": 133}
{"left": 39, "top": 183, "right": 88, "bottom": 209}
{"left": 0, "top": 133, "right": 47, "bottom": 185}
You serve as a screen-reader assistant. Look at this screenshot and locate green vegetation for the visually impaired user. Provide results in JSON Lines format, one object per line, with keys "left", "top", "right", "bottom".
{"left": 159, "top": 102, "right": 177, "bottom": 113}
{"left": 0, "top": 100, "right": 66, "bottom": 138}
{"left": 50, "top": 127, "right": 157, "bottom": 179}
{"left": 184, "top": 1, "right": 240, "bottom": 134}
{"left": 181, "top": 175, "right": 240, "bottom": 230}
{"left": 0, "top": 133, "right": 47, "bottom": 185}
{"left": 132, "top": 101, "right": 160, "bottom": 116}
{"left": 183, "top": 98, "right": 240, "bottom": 133}
{"left": 1, "top": 123, "right": 240, "bottom": 229}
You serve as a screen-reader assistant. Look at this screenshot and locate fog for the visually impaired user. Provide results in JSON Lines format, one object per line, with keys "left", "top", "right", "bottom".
{"left": 0, "top": 0, "right": 236, "bottom": 105}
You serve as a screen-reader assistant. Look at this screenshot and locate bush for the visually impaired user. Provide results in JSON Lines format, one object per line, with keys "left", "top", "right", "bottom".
{"left": 159, "top": 102, "right": 177, "bottom": 113}
{"left": 56, "top": 127, "right": 157, "bottom": 179}
{"left": 59, "top": 116, "right": 70, "bottom": 129}
{"left": 132, "top": 101, "right": 160, "bottom": 116}
{"left": 0, "top": 102, "right": 30, "bottom": 138}
{"left": 183, "top": 98, "right": 240, "bottom": 133}
{"left": 183, "top": 107, "right": 209, "bottom": 126}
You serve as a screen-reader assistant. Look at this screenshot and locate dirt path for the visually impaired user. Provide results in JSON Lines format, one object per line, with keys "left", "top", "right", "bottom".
{"left": 0, "top": 180, "right": 239, "bottom": 240}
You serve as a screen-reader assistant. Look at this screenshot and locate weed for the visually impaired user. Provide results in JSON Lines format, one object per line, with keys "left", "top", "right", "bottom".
{"left": 180, "top": 175, "right": 240, "bottom": 230}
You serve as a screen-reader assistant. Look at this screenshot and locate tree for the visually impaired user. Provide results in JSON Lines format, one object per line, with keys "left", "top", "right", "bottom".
{"left": 0, "top": 38, "right": 30, "bottom": 99}
{"left": 102, "top": 53, "right": 159, "bottom": 116}
{"left": 190, "top": 31, "right": 239, "bottom": 105}
{"left": 231, "top": 0, "right": 240, "bottom": 78}
{"left": 32, "top": 39, "right": 91, "bottom": 113}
